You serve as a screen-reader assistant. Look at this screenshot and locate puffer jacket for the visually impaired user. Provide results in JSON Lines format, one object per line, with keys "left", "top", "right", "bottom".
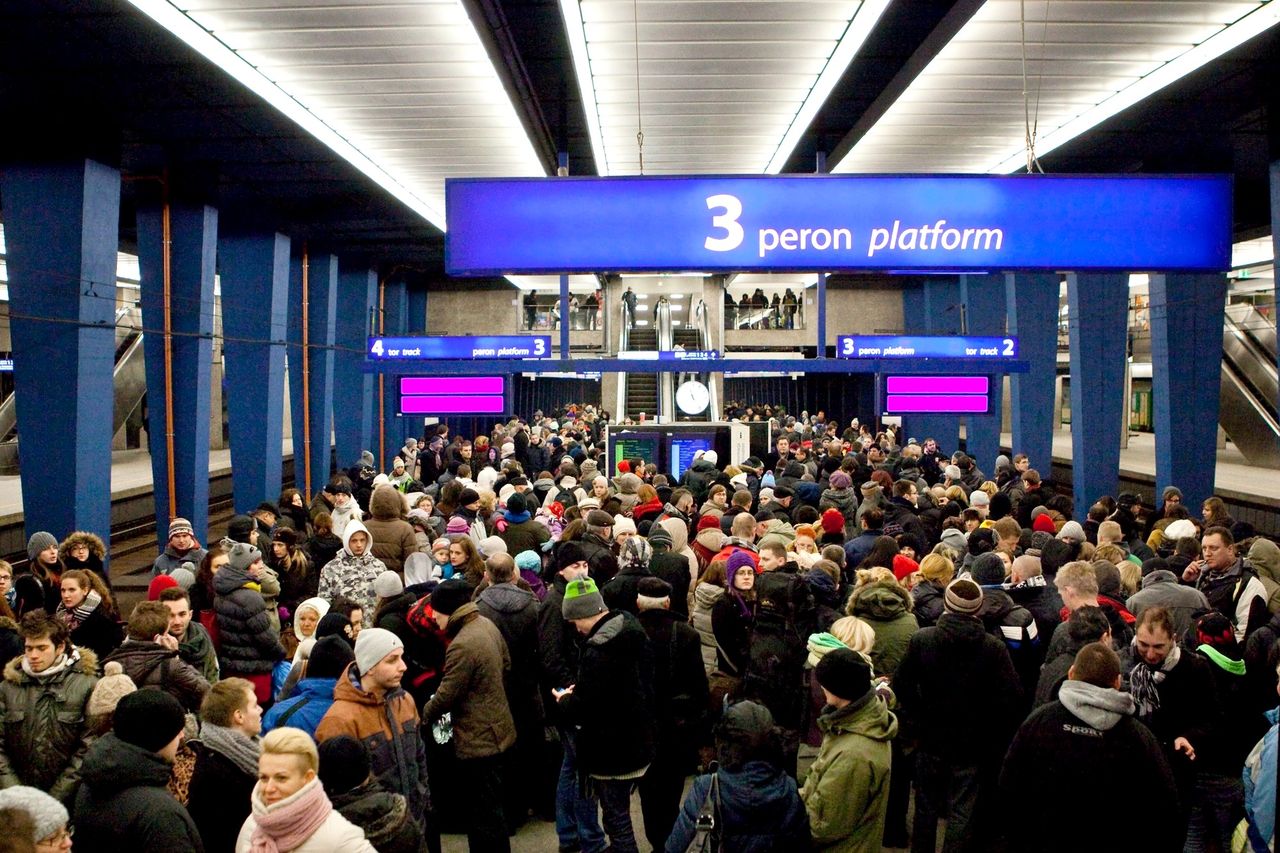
{"left": 0, "top": 647, "right": 98, "bottom": 803}
{"left": 665, "top": 761, "right": 810, "bottom": 852}
{"left": 330, "top": 777, "right": 424, "bottom": 853}
{"left": 422, "top": 603, "right": 517, "bottom": 760}
{"left": 691, "top": 582, "right": 725, "bottom": 673}
{"left": 315, "top": 663, "right": 430, "bottom": 822}
{"left": 682, "top": 458, "right": 720, "bottom": 504}
{"left": 318, "top": 520, "right": 386, "bottom": 626}
{"left": 101, "top": 640, "right": 210, "bottom": 711}
{"left": 848, "top": 581, "right": 918, "bottom": 679}
{"left": 213, "top": 563, "right": 286, "bottom": 676}
{"left": 363, "top": 485, "right": 417, "bottom": 574}
{"left": 911, "top": 579, "right": 947, "bottom": 628}
{"left": 800, "top": 694, "right": 898, "bottom": 853}
{"left": 74, "top": 733, "right": 203, "bottom": 852}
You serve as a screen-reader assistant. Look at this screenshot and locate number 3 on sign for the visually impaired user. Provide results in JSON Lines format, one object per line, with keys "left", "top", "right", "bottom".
{"left": 533, "top": 339, "right": 547, "bottom": 356}
{"left": 704, "top": 195, "right": 743, "bottom": 252}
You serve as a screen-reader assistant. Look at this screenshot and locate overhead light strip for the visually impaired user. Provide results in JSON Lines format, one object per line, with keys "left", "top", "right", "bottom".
{"left": 125, "top": 0, "right": 447, "bottom": 229}
{"left": 988, "top": 1, "right": 1280, "bottom": 173}
{"left": 765, "top": 0, "right": 893, "bottom": 174}
{"left": 558, "top": 0, "right": 610, "bottom": 175}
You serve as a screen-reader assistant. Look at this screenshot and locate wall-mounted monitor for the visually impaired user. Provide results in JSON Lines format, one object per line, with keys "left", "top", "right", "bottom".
{"left": 884, "top": 375, "right": 990, "bottom": 414}
{"left": 668, "top": 432, "right": 717, "bottom": 480}
{"left": 399, "top": 376, "right": 508, "bottom": 415}
{"left": 610, "top": 432, "right": 660, "bottom": 477}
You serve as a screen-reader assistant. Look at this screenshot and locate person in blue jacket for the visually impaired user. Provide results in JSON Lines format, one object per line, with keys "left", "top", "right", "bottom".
{"left": 665, "top": 700, "right": 809, "bottom": 852}
{"left": 262, "top": 636, "right": 353, "bottom": 737}
{"left": 1242, "top": 673, "right": 1279, "bottom": 852}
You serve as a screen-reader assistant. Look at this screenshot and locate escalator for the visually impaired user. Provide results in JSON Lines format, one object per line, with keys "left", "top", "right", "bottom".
{"left": 0, "top": 306, "right": 148, "bottom": 471}
{"left": 624, "top": 325, "right": 659, "bottom": 420}
{"left": 1220, "top": 303, "right": 1280, "bottom": 467}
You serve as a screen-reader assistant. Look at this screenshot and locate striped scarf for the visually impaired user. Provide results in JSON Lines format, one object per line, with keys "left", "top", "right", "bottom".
{"left": 1130, "top": 643, "right": 1180, "bottom": 720}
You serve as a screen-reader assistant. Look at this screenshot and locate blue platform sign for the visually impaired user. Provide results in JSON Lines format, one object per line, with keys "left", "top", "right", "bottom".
{"left": 838, "top": 335, "right": 1018, "bottom": 359}
{"left": 368, "top": 335, "right": 551, "bottom": 360}
{"left": 446, "top": 175, "right": 1230, "bottom": 274}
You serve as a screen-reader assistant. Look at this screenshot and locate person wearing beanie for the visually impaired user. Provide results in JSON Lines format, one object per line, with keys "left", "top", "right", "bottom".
{"left": 423, "top": 575, "right": 517, "bottom": 849}
{"left": 318, "top": 735, "right": 425, "bottom": 853}
{"left": 819, "top": 508, "right": 846, "bottom": 543}
{"left": 151, "top": 519, "right": 208, "bottom": 578}
{"left": 0, "top": 785, "right": 72, "bottom": 849}
{"left": 1032, "top": 512, "right": 1058, "bottom": 535}
{"left": 967, "top": 552, "right": 1042, "bottom": 699}
{"left": 969, "top": 489, "right": 991, "bottom": 518}
{"left": 17, "top": 531, "right": 60, "bottom": 616}
{"left": 314, "top": 625, "right": 430, "bottom": 837}
{"left": 574, "top": 508, "right": 620, "bottom": 586}
{"left": 73, "top": 688, "right": 203, "bottom": 851}
{"left": 1056, "top": 519, "right": 1087, "bottom": 545}
{"left": 513, "top": 549, "right": 546, "bottom": 600}
{"left": 554, "top": 578, "right": 655, "bottom": 853}
{"left": 86, "top": 660, "right": 137, "bottom": 731}
{"left": 213, "top": 541, "right": 286, "bottom": 704}
{"left": 801, "top": 647, "right": 896, "bottom": 852}
{"left": 894, "top": 575, "right": 1023, "bottom": 852}
{"left": 318, "top": 520, "right": 386, "bottom": 629}
{"left": 148, "top": 572, "right": 179, "bottom": 601}
{"left": 0, "top": 610, "right": 98, "bottom": 805}
{"left": 1000, "top": 642, "right": 1180, "bottom": 853}
{"left": 261, "top": 636, "right": 354, "bottom": 738}
{"left": 713, "top": 550, "right": 759, "bottom": 682}
{"left": 820, "top": 470, "right": 857, "bottom": 523}
{"left": 498, "top": 489, "right": 551, "bottom": 557}
{"left": 938, "top": 526, "right": 968, "bottom": 559}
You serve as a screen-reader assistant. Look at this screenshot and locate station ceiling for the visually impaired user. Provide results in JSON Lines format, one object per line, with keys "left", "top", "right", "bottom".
{"left": 0, "top": 0, "right": 1277, "bottom": 277}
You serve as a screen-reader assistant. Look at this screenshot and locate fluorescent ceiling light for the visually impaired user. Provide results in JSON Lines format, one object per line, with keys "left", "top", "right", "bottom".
{"left": 125, "top": 0, "right": 546, "bottom": 230}
{"left": 765, "top": 0, "right": 893, "bottom": 174}
{"left": 559, "top": 0, "right": 610, "bottom": 175}
{"left": 987, "top": 2, "right": 1280, "bottom": 173}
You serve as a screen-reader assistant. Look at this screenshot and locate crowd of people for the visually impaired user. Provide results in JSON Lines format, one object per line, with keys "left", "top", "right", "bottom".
{"left": 0, "top": 406, "right": 1277, "bottom": 852}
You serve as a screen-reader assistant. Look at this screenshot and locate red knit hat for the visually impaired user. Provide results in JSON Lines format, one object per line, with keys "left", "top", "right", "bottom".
{"left": 617, "top": 460, "right": 631, "bottom": 473}
{"left": 893, "top": 554, "right": 920, "bottom": 581}
{"left": 147, "top": 574, "right": 179, "bottom": 601}
{"left": 1032, "top": 513, "right": 1057, "bottom": 534}
{"left": 821, "top": 508, "right": 845, "bottom": 535}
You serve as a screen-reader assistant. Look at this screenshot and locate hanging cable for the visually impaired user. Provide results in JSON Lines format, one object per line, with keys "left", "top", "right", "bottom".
{"left": 633, "top": 0, "right": 645, "bottom": 173}
{"left": 1019, "top": 0, "right": 1051, "bottom": 173}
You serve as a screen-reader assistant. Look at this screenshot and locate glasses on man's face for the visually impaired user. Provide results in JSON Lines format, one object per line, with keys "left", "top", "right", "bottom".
{"left": 38, "top": 827, "right": 73, "bottom": 847}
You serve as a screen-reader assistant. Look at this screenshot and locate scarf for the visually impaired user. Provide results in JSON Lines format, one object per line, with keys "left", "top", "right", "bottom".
{"left": 1130, "top": 643, "right": 1180, "bottom": 719}
{"left": 200, "top": 723, "right": 262, "bottom": 777}
{"left": 58, "top": 590, "right": 102, "bottom": 630}
{"left": 22, "top": 648, "right": 76, "bottom": 680}
{"left": 504, "top": 510, "right": 531, "bottom": 525}
{"left": 250, "top": 777, "right": 332, "bottom": 853}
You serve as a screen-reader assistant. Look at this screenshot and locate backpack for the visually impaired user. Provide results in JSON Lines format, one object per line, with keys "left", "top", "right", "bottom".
{"left": 741, "top": 572, "right": 816, "bottom": 729}
{"left": 553, "top": 487, "right": 578, "bottom": 509}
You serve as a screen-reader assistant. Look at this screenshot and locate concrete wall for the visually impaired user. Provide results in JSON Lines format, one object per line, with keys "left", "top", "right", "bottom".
{"left": 425, "top": 284, "right": 603, "bottom": 352}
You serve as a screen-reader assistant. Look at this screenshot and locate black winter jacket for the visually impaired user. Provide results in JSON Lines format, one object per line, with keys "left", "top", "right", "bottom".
{"left": 331, "top": 777, "right": 425, "bottom": 853}
{"left": 893, "top": 613, "right": 1022, "bottom": 764}
{"left": 638, "top": 608, "right": 708, "bottom": 766}
{"left": 73, "top": 734, "right": 203, "bottom": 852}
{"left": 64, "top": 606, "right": 124, "bottom": 660}
{"left": 186, "top": 739, "right": 255, "bottom": 853}
{"left": 601, "top": 563, "right": 653, "bottom": 616}
{"left": 213, "top": 568, "right": 285, "bottom": 675}
{"left": 476, "top": 581, "right": 543, "bottom": 718}
{"left": 579, "top": 532, "right": 620, "bottom": 585}
{"left": 557, "top": 610, "right": 655, "bottom": 777}
{"left": 538, "top": 576, "right": 581, "bottom": 725}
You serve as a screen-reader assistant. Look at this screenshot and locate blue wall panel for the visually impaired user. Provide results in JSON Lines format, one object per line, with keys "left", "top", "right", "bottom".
{"left": 334, "top": 268, "right": 377, "bottom": 470}
{"left": 1005, "top": 272, "right": 1060, "bottom": 475}
{"left": 960, "top": 274, "right": 1006, "bottom": 475}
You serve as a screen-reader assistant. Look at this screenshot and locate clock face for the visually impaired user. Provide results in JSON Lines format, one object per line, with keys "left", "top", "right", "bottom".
{"left": 676, "top": 380, "right": 710, "bottom": 415}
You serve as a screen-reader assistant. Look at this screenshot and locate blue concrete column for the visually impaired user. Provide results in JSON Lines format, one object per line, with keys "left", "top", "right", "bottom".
{"left": 287, "top": 251, "right": 338, "bottom": 500}
{"left": 922, "top": 277, "right": 962, "bottom": 453}
{"left": 402, "top": 285, "right": 429, "bottom": 452}
{"left": 1, "top": 161, "right": 118, "bottom": 552}
{"left": 1066, "top": 273, "right": 1129, "bottom": 519}
{"left": 380, "top": 281, "right": 408, "bottom": 470}
{"left": 960, "top": 275, "right": 1006, "bottom": 475}
{"left": 1149, "top": 273, "right": 1226, "bottom": 507}
{"left": 1005, "top": 272, "right": 1060, "bottom": 473}
{"left": 220, "top": 232, "right": 290, "bottom": 513}
{"left": 334, "top": 268, "right": 377, "bottom": 470}
{"left": 137, "top": 202, "right": 217, "bottom": 546}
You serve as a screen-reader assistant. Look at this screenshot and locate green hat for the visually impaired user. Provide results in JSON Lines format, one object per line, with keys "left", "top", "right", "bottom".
{"left": 562, "top": 578, "right": 607, "bottom": 621}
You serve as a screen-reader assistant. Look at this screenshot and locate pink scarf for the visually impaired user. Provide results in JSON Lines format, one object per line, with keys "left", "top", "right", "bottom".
{"left": 249, "top": 777, "right": 332, "bottom": 853}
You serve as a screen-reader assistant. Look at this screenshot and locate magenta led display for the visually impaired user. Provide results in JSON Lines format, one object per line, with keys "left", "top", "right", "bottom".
{"left": 884, "top": 375, "right": 991, "bottom": 414}
{"left": 399, "top": 376, "right": 507, "bottom": 416}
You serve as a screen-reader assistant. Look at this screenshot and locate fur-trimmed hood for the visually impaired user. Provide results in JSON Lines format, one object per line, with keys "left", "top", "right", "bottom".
{"left": 4, "top": 645, "right": 98, "bottom": 685}
{"left": 60, "top": 531, "right": 106, "bottom": 560}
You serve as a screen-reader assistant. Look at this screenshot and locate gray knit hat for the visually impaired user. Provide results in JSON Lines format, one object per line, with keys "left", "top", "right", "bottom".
{"left": 373, "top": 570, "right": 404, "bottom": 599}
{"left": 226, "top": 541, "right": 262, "bottom": 573}
{"left": 0, "top": 785, "right": 68, "bottom": 842}
{"left": 353, "top": 627, "right": 404, "bottom": 677}
{"left": 25, "top": 531, "right": 58, "bottom": 563}
{"left": 562, "top": 578, "right": 607, "bottom": 621}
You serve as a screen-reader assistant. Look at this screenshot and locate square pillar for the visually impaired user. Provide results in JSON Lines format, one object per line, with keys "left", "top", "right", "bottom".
{"left": 1005, "top": 272, "right": 1060, "bottom": 473}
{"left": 1, "top": 160, "right": 119, "bottom": 555}
{"left": 334, "top": 267, "right": 377, "bottom": 470}
{"left": 221, "top": 232, "right": 290, "bottom": 513}
{"left": 1066, "top": 273, "right": 1129, "bottom": 519}
{"left": 380, "top": 281, "right": 408, "bottom": 470}
{"left": 1149, "top": 273, "right": 1226, "bottom": 507}
{"left": 960, "top": 274, "right": 1006, "bottom": 475}
{"left": 138, "top": 202, "right": 217, "bottom": 546}
{"left": 287, "top": 252, "right": 338, "bottom": 500}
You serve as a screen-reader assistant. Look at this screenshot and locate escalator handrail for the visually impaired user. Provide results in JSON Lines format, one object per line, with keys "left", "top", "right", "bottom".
{"left": 656, "top": 300, "right": 674, "bottom": 351}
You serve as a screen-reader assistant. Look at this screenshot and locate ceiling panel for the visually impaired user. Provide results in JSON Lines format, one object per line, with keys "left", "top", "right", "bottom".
{"left": 133, "top": 0, "right": 547, "bottom": 228}
{"left": 564, "top": 0, "right": 889, "bottom": 174}
{"left": 835, "top": 0, "right": 1280, "bottom": 174}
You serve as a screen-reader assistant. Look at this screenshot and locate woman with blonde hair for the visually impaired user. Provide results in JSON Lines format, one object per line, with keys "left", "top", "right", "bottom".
{"left": 237, "top": 728, "right": 374, "bottom": 852}
{"left": 910, "top": 553, "right": 955, "bottom": 628}
{"left": 803, "top": 615, "right": 879, "bottom": 747}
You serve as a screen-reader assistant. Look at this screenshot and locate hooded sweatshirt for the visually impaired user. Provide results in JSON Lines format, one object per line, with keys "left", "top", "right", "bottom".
{"left": 659, "top": 516, "right": 699, "bottom": 587}
{"left": 848, "top": 582, "right": 918, "bottom": 679}
{"left": 329, "top": 496, "right": 361, "bottom": 540}
{"left": 318, "top": 520, "right": 386, "bottom": 626}
{"left": 1248, "top": 538, "right": 1280, "bottom": 614}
